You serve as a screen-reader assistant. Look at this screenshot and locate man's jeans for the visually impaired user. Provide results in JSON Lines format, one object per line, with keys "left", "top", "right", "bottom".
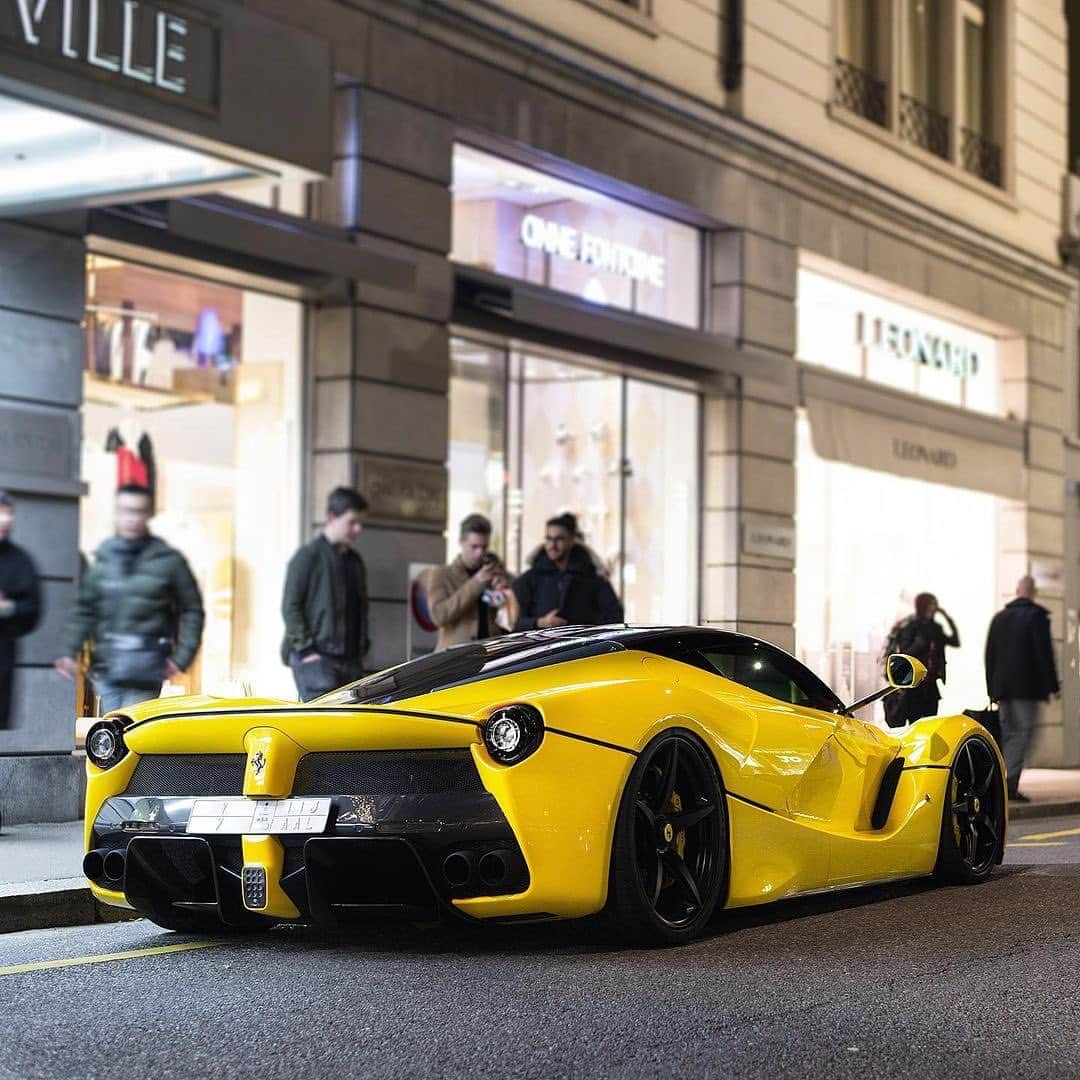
{"left": 94, "top": 678, "right": 162, "bottom": 717}
{"left": 289, "top": 653, "right": 365, "bottom": 703}
{"left": 999, "top": 698, "right": 1039, "bottom": 793}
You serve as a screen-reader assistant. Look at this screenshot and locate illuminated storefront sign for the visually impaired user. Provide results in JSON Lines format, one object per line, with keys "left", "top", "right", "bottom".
{"left": 2, "top": 0, "right": 217, "bottom": 106}
{"left": 856, "top": 311, "right": 979, "bottom": 379}
{"left": 519, "top": 213, "right": 666, "bottom": 288}
{"left": 452, "top": 144, "right": 700, "bottom": 329}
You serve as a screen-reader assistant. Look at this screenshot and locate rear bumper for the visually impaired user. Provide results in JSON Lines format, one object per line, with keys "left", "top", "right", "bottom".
{"left": 88, "top": 792, "right": 531, "bottom": 926}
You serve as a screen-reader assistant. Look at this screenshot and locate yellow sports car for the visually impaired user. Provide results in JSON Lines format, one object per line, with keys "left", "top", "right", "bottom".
{"left": 83, "top": 626, "right": 1007, "bottom": 945}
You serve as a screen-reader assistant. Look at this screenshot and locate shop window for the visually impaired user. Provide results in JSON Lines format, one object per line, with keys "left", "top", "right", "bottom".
{"left": 451, "top": 145, "right": 701, "bottom": 330}
{"left": 81, "top": 257, "right": 304, "bottom": 707}
{"left": 448, "top": 337, "right": 699, "bottom": 626}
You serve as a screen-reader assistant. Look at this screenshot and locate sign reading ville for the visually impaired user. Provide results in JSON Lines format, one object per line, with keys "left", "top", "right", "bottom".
{"left": 2, "top": 0, "right": 217, "bottom": 106}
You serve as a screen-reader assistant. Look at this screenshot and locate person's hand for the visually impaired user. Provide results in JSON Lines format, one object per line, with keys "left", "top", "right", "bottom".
{"left": 301, "top": 652, "right": 321, "bottom": 664}
{"left": 537, "top": 609, "right": 568, "bottom": 629}
{"left": 476, "top": 561, "right": 497, "bottom": 586}
{"left": 54, "top": 657, "right": 78, "bottom": 681}
{"left": 164, "top": 658, "right": 182, "bottom": 679}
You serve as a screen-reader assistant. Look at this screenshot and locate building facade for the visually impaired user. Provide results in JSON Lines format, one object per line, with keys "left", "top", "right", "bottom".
{"left": 1, "top": 0, "right": 1075, "bottom": 821}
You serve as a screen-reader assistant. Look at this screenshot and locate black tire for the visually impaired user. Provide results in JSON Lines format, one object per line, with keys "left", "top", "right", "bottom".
{"left": 933, "top": 734, "right": 1006, "bottom": 885}
{"left": 606, "top": 729, "right": 728, "bottom": 946}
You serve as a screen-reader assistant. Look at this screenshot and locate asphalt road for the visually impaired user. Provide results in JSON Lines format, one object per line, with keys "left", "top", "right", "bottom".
{"left": 1, "top": 818, "right": 1078, "bottom": 1080}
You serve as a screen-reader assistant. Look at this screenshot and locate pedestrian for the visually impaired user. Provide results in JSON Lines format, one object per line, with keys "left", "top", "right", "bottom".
{"left": 880, "top": 592, "right": 960, "bottom": 727}
{"left": 513, "top": 513, "right": 623, "bottom": 630}
{"left": 54, "top": 483, "right": 204, "bottom": 715}
{"left": 281, "top": 486, "right": 370, "bottom": 702}
{"left": 985, "top": 575, "right": 1060, "bottom": 802}
{"left": 428, "top": 513, "right": 517, "bottom": 652}
{"left": 524, "top": 511, "right": 608, "bottom": 579}
{"left": 0, "top": 491, "right": 42, "bottom": 731}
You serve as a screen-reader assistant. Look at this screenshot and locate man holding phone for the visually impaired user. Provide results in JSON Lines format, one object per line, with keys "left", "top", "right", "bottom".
{"left": 428, "top": 513, "right": 517, "bottom": 651}
{"left": 513, "top": 513, "right": 623, "bottom": 631}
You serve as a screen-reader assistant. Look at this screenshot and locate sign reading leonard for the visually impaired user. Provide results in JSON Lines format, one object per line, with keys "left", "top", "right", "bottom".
{"left": 1, "top": 0, "right": 218, "bottom": 108}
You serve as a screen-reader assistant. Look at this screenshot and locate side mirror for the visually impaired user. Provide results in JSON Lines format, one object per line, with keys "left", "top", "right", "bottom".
{"left": 843, "top": 653, "right": 928, "bottom": 716}
{"left": 885, "top": 654, "right": 927, "bottom": 690}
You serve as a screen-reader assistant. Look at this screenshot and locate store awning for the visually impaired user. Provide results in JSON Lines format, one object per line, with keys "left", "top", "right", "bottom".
{"left": 805, "top": 396, "right": 1025, "bottom": 501}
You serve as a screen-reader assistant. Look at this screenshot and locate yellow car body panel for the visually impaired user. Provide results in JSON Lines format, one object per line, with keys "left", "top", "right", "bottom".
{"left": 83, "top": 636, "right": 1006, "bottom": 926}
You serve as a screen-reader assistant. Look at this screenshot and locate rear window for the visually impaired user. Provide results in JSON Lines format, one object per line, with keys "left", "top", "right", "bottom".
{"left": 317, "top": 633, "right": 626, "bottom": 706}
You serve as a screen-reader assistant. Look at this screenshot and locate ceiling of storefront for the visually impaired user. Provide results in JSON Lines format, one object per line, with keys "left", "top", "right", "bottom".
{"left": 0, "top": 92, "right": 257, "bottom": 216}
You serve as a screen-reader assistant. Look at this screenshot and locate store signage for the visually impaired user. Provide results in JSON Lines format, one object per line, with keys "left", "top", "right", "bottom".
{"left": 891, "top": 439, "right": 958, "bottom": 470}
{"left": 519, "top": 213, "right": 666, "bottom": 288}
{"left": 742, "top": 521, "right": 796, "bottom": 561}
{"left": 357, "top": 458, "right": 447, "bottom": 526}
{"left": 2, "top": 0, "right": 217, "bottom": 106}
{"left": 856, "top": 311, "right": 979, "bottom": 379}
{"left": 0, "top": 404, "right": 72, "bottom": 479}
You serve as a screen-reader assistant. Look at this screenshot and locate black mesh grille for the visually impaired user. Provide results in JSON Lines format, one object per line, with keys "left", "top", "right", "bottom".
{"left": 123, "top": 754, "right": 247, "bottom": 797}
{"left": 292, "top": 750, "right": 483, "bottom": 796}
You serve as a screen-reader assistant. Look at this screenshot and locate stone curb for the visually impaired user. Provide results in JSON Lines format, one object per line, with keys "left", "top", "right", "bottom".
{"left": 0, "top": 886, "right": 137, "bottom": 936}
{"left": 1009, "top": 800, "right": 1080, "bottom": 822}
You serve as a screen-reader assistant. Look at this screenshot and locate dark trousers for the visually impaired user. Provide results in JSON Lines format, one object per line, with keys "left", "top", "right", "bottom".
{"left": 885, "top": 680, "right": 941, "bottom": 727}
{"left": 289, "top": 652, "right": 365, "bottom": 703}
{"left": 0, "top": 639, "right": 13, "bottom": 730}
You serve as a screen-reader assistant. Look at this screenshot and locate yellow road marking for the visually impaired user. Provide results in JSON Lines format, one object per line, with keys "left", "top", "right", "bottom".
{"left": 0, "top": 940, "right": 221, "bottom": 977}
{"left": 1013, "top": 826, "right": 1080, "bottom": 843}
{"left": 1008, "top": 841, "right": 1067, "bottom": 848}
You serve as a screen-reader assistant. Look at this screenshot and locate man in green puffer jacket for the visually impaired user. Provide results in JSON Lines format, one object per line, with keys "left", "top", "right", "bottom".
{"left": 55, "top": 484, "right": 204, "bottom": 715}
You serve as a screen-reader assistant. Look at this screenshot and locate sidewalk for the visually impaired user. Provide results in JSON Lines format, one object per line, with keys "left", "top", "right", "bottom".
{"left": 0, "top": 769, "right": 1077, "bottom": 934}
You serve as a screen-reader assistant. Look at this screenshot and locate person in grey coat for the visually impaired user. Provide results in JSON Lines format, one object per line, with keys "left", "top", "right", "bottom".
{"left": 985, "top": 575, "right": 1060, "bottom": 801}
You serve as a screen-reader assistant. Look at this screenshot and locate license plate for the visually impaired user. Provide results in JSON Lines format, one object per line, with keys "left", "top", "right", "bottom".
{"left": 186, "top": 798, "right": 331, "bottom": 835}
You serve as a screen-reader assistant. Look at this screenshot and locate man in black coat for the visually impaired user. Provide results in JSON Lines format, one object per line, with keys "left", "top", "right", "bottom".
{"left": 985, "top": 575, "right": 1060, "bottom": 801}
{"left": 0, "top": 492, "right": 42, "bottom": 730}
{"left": 513, "top": 514, "right": 623, "bottom": 630}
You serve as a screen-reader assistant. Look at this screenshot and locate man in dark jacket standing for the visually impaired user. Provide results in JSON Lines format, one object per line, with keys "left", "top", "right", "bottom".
{"left": 55, "top": 484, "right": 204, "bottom": 715}
{"left": 985, "top": 575, "right": 1060, "bottom": 801}
{"left": 0, "top": 491, "right": 42, "bottom": 730}
{"left": 513, "top": 514, "right": 623, "bottom": 630}
{"left": 282, "top": 487, "right": 370, "bottom": 701}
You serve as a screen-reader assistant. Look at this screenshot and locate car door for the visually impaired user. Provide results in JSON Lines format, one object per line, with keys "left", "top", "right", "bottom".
{"left": 686, "top": 641, "right": 843, "bottom": 813}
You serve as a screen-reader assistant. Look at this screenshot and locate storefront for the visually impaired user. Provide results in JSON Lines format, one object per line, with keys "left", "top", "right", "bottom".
{"left": 795, "top": 256, "right": 1028, "bottom": 720}
{"left": 80, "top": 255, "right": 304, "bottom": 703}
{"left": 447, "top": 144, "right": 705, "bottom": 626}
{"left": 0, "top": 0, "right": 335, "bottom": 819}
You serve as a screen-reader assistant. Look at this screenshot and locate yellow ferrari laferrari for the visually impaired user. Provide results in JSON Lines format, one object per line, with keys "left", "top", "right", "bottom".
{"left": 83, "top": 626, "right": 1007, "bottom": 945}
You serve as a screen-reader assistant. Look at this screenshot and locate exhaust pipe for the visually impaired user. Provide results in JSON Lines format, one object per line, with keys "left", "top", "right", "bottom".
{"left": 102, "top": 849, "right": 126, "bottom": 884}
{"left": 82, "top": 849, "right": 105, "bottom": 881}
{"left": 442, "top": 851, "right": 475, "bottom": 888}
{"left": 478, "top": 849, "right": 513, "bottom": 889}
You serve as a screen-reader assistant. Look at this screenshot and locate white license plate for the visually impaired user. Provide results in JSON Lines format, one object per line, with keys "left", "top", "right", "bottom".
{"left": 186, "top": 798, "right": 332, "bottom": 835}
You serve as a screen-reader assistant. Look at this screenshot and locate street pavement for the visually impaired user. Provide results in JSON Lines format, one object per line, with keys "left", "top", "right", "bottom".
{"left": 0, "top": 817, "right": 1077, "bottom": 1080}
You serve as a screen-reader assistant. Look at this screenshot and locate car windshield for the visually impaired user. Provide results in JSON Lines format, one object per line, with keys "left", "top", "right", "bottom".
{"left": 316, "top": 631, "right": 627, "bottom": 706}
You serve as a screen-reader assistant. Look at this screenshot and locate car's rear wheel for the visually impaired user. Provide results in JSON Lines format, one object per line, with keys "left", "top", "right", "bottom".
{"left": 933, "top": 734, "right": 1005, "bottom": 885}
{"left": 607, "top": 729, "right": 728, "bottom": 946}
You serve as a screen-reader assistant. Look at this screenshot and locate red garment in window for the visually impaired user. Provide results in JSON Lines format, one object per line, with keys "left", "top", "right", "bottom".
{"left": 116, "top": 445, "right": 149, "bottom": 488}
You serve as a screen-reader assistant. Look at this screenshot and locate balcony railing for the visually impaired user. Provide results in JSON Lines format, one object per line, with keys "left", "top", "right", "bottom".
{"left": 961, "top": 127, "right": 1003, "bottom": 187}
{"left": 834, "top": 57, "right": 887, "bottom": 128}
{"left": 899, "top": 94, "right": 950, "bottom": 160}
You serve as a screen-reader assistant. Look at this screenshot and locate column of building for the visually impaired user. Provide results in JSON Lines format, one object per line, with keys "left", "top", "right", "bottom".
{"left": 309, "top": 84, "right": 455, "bottom": 671}
{"left": 0, "top": 221, "right": 84, "bottom": 823}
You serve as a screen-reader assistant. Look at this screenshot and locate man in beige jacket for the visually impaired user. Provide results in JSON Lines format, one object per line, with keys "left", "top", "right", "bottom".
{"left": 428, "top": 513, "right": 516, "bottom": 651}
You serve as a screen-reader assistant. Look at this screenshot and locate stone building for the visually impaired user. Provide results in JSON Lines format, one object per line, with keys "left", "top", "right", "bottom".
{"left": 0, "top": 0, "right": 1075, "bottom": 821}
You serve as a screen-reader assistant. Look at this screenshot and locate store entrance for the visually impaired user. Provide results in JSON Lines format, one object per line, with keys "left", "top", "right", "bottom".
{"left": 80, "top": 256, "right": 304, "bottom": 707}
{"left": 448, "top": 337, "right": 700, "bottom": 625}
{"left": 795, "top": 415, "right": 1003, "bottom": 721}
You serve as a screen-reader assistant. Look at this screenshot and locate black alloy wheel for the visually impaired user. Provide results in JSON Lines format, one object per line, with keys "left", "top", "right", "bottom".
{"left": 607, "top": 730, "right": 728, "bottom": 945}
{"left": 934, "top": 735, "right": 1005, "bottom": 884}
